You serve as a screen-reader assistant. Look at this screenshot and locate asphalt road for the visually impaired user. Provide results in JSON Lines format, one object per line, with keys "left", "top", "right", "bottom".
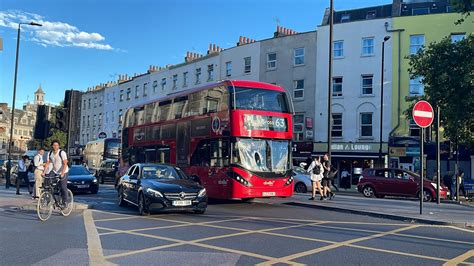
{"left": 1, "top": 183, "right": 473, "bottom": 265}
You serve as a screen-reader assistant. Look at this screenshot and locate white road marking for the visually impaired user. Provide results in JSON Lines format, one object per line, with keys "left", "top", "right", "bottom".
{"left": 83, "top": 210, "right": 116, "bottom": 266}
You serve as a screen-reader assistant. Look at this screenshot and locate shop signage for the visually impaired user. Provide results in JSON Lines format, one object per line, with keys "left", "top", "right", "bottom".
{"left": 331, "top": 143, "right": 375, "bottom": 152}
{"left": 389, "top": 147, "right": 406, "bottom": 157}
{"left": 314, "top": 143, "right": 387, "bottom": 153}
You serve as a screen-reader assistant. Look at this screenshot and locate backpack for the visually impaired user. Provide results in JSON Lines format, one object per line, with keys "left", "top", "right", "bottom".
{"left": 313, "top": 164, "right": 321, "bottom": 175}
{"left": 48, "top": 150, "right": 67, "bottom": 163}
{"left": 28, "top": 163, "right": 35, "bottom": 173}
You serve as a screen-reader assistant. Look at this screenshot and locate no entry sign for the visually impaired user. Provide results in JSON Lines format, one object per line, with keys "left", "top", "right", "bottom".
{"left": 412, "top": 100, "right": 434, "bottom": 128}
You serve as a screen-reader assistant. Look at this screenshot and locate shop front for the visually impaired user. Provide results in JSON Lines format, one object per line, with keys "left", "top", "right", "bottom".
{"left": 313, "top": 142, "right": 388, "bottom": 189}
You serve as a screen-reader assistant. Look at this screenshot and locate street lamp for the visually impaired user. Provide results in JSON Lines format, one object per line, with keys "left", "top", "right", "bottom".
{"left": 379, "top": 36, "right": 390, "bottom": 167}
{"left": 5, "top": 21, "right": 42, "bottom": 189}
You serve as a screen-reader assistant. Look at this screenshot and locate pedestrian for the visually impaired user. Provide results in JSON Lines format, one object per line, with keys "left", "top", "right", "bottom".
{"left": 16, "top": 155, "right": 32, "bottom": 195}
{"left": 43, "top": 140, "right": 69, "bottom": 207}
{"left": 457, "top": 170, "right": 467, "bottom": 200}
{"left": 341, "top": 168, "right": 351, "bottom": 189}
{"left": 322, "top": 154, "right": 335, "bottom": 200}
{"left": 33, "top": 148, "right": 46, "bottom": 199}
{"left": 307, "top": 156, "right": 325, "bottom": 200}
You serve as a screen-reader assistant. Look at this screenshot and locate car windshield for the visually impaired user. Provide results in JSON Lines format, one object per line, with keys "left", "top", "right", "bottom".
{"left": 69, "top": 166, "right": 91, "bottom": 176}
{"left": 233, "top": 138, "right": 290, "bottom": 174}
{"left": 142, "top": 165, "right": 182, "bottom": 180}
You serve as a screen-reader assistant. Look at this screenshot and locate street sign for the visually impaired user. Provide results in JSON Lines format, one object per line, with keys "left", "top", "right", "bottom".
{"left": 412, "top": 100, "right": 434, "bottom": 128}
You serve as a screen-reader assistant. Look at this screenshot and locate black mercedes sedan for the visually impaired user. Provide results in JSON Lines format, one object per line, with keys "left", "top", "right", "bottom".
{"left": 117, "top": 163, "right": 207, "bottom": 215}
{"left": 67, "top": 165, "right": 99, "bottom": 194}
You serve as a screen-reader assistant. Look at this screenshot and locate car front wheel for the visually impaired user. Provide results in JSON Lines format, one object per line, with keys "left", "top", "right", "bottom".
{"left": 362, "top": 186, "right": 375, "bottom": 198}
{"left": 294, "top": 182, "right": 307, "bottom": 193}
{"left": 138, "top": 193, "right": 149, "bottom": 216}
{"left": 418, "top": 189, "right": 433, "bottom": 202}
{"left": 118, "top": 187, "right": 127, "bottom": 207}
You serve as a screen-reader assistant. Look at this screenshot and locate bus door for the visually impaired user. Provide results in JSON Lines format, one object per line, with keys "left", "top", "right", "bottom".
{"left": 176, "top": 122, "right": 190, "bottom": 167}
{"left": 210, "top": 138, "right": 230, "bottom": 198}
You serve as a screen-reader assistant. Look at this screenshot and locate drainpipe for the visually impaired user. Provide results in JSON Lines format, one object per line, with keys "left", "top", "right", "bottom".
{"left": 385, "top": 22, "right": 404, "bottom": 163}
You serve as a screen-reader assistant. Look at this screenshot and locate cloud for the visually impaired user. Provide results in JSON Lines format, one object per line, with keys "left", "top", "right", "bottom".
{"left": 0, "top": 10, "right": 115, "bottom": 51}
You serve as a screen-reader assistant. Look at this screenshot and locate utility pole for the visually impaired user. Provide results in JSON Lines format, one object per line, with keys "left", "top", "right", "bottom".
{"left": 327, "top": 0, "right": 334, "bottom": 158}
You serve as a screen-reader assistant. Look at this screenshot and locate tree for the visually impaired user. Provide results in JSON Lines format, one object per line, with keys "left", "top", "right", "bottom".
{"left": 450, "top": 0, "right": 472, "bottom": 24}
{"left": 406, "top": 35, "right": 474, "bottom": 148}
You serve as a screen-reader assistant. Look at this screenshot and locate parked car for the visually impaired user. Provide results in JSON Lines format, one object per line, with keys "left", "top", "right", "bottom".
{"left": 293, "top": 166, "right": 312, "bottom": 193}
{"left": 67, "top": 165, "right": 99, "bottom": 194}
{"left": 117, "top": 163, "right": 207, "bottom": 215}
{"left": 96, "top": 159, "right": 118, "bottom": 184}
{"left": 357, "top": 168, "right": 449, "bottom": 202}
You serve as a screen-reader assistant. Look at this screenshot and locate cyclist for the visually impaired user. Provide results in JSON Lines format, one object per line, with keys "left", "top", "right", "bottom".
{"left": 43, "top": 140, "right": 69, "bottom": 207}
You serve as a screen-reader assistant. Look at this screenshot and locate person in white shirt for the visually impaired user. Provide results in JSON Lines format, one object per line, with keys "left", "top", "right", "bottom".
{"left": 307, "top": 156, "right": 325, "bottom": 201}
{"left": 44, "top": 140, "right": 69, "bottom": 204}
{"left": 33, "top": 148, "right": 46, "bottom": 199}
{"left": 16, "top": 155, "right": 32, "bottom": 195}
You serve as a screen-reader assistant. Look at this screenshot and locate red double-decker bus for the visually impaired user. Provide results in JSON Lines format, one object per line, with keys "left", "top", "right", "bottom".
{"left": 121, "top": 80, "right": 294, "bottom": 199}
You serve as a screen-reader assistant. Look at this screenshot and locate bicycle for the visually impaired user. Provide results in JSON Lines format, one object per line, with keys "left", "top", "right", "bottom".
{"left": 36, "top": 174, "right": 74, "bottom": 221}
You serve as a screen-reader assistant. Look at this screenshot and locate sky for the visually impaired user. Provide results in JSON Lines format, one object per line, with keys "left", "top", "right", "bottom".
{"left": 0, "top": 0, "right": 390, "bottom": 107}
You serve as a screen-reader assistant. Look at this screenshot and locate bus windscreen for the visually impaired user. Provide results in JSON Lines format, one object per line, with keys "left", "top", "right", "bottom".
{"left": 231, "top": 87, "right": 290, "bottom": 113}
{"left": 233, "top": 138, "right": 290, "bottom": 174}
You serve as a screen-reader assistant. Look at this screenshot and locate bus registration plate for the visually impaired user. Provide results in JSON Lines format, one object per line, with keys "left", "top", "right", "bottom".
{"left": 172, "top": 200, "right": 192, "bottom": 206}
{"left": 262, "top": 192, "right": 276, "bottom": 197}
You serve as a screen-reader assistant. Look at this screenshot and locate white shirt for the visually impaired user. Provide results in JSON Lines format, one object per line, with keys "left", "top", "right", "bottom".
{"left": 18, "top": 159, "right": 27, "bottom": 172}
{"left": 48, "top": 150, "right": 69, "bottom": 174}
{"left": 34, "top": 153, "right": 44, "bottom": 170}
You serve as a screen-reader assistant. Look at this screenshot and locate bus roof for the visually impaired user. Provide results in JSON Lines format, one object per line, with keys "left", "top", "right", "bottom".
{"left": 128, "top": 80, "right": 285, "bottom": 110}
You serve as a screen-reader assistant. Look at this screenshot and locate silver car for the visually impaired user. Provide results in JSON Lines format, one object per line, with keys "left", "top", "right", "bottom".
{"left": 293, "top": 166, "right": 312, "bottom": 193}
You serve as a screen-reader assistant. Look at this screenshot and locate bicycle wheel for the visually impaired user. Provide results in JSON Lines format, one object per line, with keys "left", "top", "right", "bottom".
{"left": 60, "top": 189, "right": 74, "bottom": 217}
{"left": 37, "top": 191, "right": 53, "bottom": 221}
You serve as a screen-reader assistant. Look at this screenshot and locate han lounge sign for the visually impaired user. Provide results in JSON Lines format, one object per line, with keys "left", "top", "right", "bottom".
{"left": 329, "top": 143, "right": 383, "bottom": 153}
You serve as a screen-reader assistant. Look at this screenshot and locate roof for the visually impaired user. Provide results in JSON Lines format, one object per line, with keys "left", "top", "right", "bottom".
{"left": 35, "top": 85, "right": 45, "bottom": 94}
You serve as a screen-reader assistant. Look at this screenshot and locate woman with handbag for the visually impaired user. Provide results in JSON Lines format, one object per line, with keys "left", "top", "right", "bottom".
{"left": 322, "top": 154, "right": 335, "bottom": 200}
{"left": 307, "top": 156, "right": 326, "bottom": 200}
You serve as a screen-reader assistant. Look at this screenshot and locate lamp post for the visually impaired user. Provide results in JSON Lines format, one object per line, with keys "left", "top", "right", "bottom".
{"left": 5, "top": 22, "right": 42, "bottom": 189}
{"left": 327, "top": 0, "right": 334, "bottom": 159}
{"left": 378, "top": 36, "right": 390, "bottom": 167}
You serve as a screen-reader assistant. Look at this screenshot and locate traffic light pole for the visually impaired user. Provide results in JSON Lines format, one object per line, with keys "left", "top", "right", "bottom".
{"left": 420, "top": 128, "right": 424, "bottom": 215}
{"left": 66, "top": 90, "right": 73, "bottom": 155}
{"left": 436, "top": 106, "right": 440, "bottom": 204}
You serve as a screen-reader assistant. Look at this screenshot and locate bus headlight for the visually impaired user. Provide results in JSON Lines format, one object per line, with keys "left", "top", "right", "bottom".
{"left": 285, "top": 176, "right": 294, "bottom": 186}
{"left": 146, "top": 188, "right": 163, "bottom": 198}
{"left": 198, "top": 188, "right": 206, "bottom": 197}
{"left": 229, "top": 172, "right": 251, "bottom": 187}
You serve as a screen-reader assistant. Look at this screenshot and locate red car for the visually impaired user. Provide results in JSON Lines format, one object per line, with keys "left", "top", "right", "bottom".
{"left": 357, "top": 168, "right": 449, "bottom": 202}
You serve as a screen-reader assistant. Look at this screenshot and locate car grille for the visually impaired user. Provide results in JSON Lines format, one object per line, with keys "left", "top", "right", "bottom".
{"left": 164, "top": 192, "right": 197, "bottom": 201}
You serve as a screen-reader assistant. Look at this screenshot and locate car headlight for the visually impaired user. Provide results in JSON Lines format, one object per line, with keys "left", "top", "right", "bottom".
{"left": 431, "top": 183, "right": 437, "bottom": 188}
{"left": 92, "top": 178, "right": 98, "bottom": 183}
{"left": 146, "top": 188, "right": 163, "bottom": 198}
{"left": 198, "top": 188, "right": 206, "bottom": 197}
{"left": 67, "top": 181, "right": 71, "bottom": 184}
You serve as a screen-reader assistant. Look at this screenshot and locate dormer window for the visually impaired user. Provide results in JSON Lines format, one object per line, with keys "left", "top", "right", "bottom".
{"left": 340, "top": 14, "right": 350, "bottom": 23}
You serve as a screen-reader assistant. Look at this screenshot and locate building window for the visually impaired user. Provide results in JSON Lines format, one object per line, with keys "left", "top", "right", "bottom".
{"left": 332, "top": 113, "right": 343, "bottom": 138}
{"left": 183, "top": 72, "right": 188, "bottom": 87}
{"left": 105, "top": 112, "right": 109, "bottom": 123}
{"left": 83, "top": 100, "right": 86, "bottom": 109}
{"left": 153, "top": 80, "right": 158, "bottom": 93}
{"left": 409, "top": 119, "right": 420, "bottom": 136}
{"left": 99, "top": 96, "right": 103, "bottom": 106}
{"left": 98, "top": 113, "right": 102, "bottom": 126}
{"left": 119, "top": 109, "right": 123, "bottom": 124}
{"left": 126, "top": 88, "right": 131, "bottom": 100}
{"left": 161, "top": 78, "right": 166, "bottom": 90}
{"left": 93, "top": 115, "right": 97, "bottom": 127}
{"left": 87, "top": 115, "right": 90, "bottom": 127}
{"left": 409, "top": 76, "right": 424, "bottom": 96}
{"left": 362, "top": 37, "right": 374, "bottom": 56}
{"left": 111, "top": 111, "right": 115, "bottom": 122}
{"left": 293, "top": 79, "right": 304, "bottom": 99}
{"left": 135, "top": 85, "right": 140, "bottom": 98}
{"left": 366, "top": 10, "right": 376, "bottom": 19}
{"left": 294, "top": 48, "right": 304, "bottom": 65}
{"left": 88, "top": 99, "right": 91, "bottom": 108}
{"left": 119, "top": 90, "right": 124, "bottom": 102}
{"left": 207, "top": 65, "right": 214, "bottom": 81}
{"left": 106, "top": 93, "right": 110, "bottom": 104}
{"left": 112, "top": 91, "right": 116, "bottom": 102}
{"left": 451, "top": 33, "right": 465, "bottom": 43}
{"left": 412, "top": 7, "right": 430, "bottom": 15}
{"left": 244, "top": 57, "right": 251, "bottom": 73}
{"left": 94, "top": 98, "right": 97, "bottom": 108}
{"left": 172, "top": 75, "right": 178, "bottom": 89}
{"left": 143, "top": 83, "right": 148, "bottom": 97}
{"left": 360, "top": 113, "right": 373, "bottom": 137}
{"left": 361, "top": 75, "right": 373, "bottom": 95}
{"left": 293, "top": 114, "right": 304, "bottom": 141}
{"left": 410, "top": 35, "right": 424, "bottom": 55}
{"left": 332, "top": 77, "right": 343, "bottom": 97}
{"left": 225, "top": 61, "right": 232, "bottom": 77}
{"left": 267, "top": 53, "right": 277, "bottom": 70}
{"left": 334, "top": 41, "right": 344, "bottom": 58}
{"left": 340, "top": 14, "right": 350, "bottom": 22}
{"left": 82, "top": 116, "right": 85, "bottom": 127}
{"left": 195, "top": 68, "right": 201, "bottom": 84}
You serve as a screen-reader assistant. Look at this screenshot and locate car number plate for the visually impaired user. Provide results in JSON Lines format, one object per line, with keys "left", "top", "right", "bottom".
{"left": 262, "top": 192, "right": 276, "bottom": 197}
{"left": 77, "top": 185, "right": 89, "bottom": 188}
{"left": 172, "top": 200, "right": 192, "bottom": 206}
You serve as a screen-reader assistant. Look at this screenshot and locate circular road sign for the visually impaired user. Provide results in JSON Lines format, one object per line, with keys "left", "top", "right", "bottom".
{"left": 98, "top": 132, "right": 107, "bottom": 139}
{"left": 412, "top": 100, "right": 434, "bottom": 128}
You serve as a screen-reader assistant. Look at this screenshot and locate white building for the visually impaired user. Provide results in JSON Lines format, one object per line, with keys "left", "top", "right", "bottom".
{"left": 315, "top": 4, "right": 394, "bottom": 183}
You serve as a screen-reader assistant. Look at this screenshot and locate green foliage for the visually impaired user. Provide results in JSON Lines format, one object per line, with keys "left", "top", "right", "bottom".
{"left": 450, "top": 0, "right": 472, "bottom": 24}
{"left": 406, "top": 35, "right": 474, "bottom": 147}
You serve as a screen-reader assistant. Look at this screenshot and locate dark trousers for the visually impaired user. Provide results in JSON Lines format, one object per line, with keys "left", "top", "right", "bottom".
{"left": 16, "top": 172, "right": 32, "bottom": 194}
{"left": 330, "top": 179, "right": 339, "bottom": 192}
{"left": 59, "top": 173, "right": 69, "bottom": 203}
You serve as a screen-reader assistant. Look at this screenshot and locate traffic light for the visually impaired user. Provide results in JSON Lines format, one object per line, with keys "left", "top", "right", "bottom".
{"left": 55, "top": 108, "right": 69, "bottom": 131}
{"left": 34, "top": 105, "right": 51, "bottom": 139}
